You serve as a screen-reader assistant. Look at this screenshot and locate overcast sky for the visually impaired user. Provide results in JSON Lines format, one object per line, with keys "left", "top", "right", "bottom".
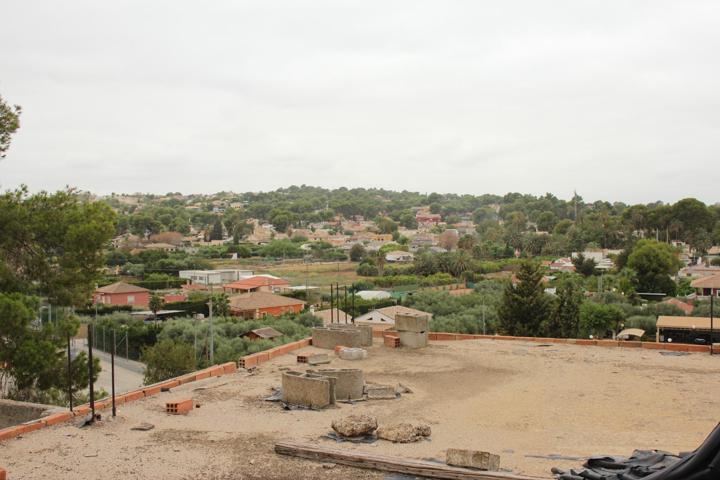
{"left": 1, "top": 1, "right": 719, "bottom": 204}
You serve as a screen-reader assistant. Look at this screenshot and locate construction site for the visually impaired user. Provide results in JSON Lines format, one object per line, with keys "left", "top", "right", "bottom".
{"left": 1, "top": 320, "right": 719, "bottom": 479}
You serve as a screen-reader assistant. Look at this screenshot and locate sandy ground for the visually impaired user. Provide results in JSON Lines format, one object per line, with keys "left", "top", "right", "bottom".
{"left": 2, "top": 339, "right": 719, "bottom": 479}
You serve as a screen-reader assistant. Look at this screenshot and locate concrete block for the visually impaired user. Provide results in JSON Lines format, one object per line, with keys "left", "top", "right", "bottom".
{"left": 307, "top": 353, "right": 331, "bottom": 365}
{"left": 365, "top": 385, "right": 397, "bottom": 400}
{"left": 398, "top": 330, "right": 428, "bottom": 349}
{"left": 395, "top": 313, "right": 429, "bottom": 333}
{"left": 281, "top": 371, "right": 336, "bottom": 409}
{"left": 312, "top": 327, "right": 365, "bottom": 350}
{"left": 446, "top": 448, "right": 500, "bottom": 471}
{"left": 309, "top": 369, "right": 364, "bottom": 401}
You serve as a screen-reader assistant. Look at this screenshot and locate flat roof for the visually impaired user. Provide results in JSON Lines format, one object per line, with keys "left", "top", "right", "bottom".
{"left": 3, "top": 338, "right": 719, "bottom": 479}
{"left": 657, "top": 315, "right": 718, "bottom": 330}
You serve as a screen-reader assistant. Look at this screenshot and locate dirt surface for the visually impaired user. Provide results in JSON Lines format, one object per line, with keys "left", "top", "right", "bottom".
{"left": 2, "top": 339, "right": 719, "bottom": 479}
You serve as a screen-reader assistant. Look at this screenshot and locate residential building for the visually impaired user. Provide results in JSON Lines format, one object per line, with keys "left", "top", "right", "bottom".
{"left": 229, "top": 292, "right": 305, "bottom": 319}
{"left": 355, "top": 290, "right": 392, "bottom": 301}
{"left": 691, "top": 274, "right": 720, "bottom": 298}
{"left": 94, "top": 282, "right": 150, "bottom": 307}
{"left": 179, "top": 269, "right": 253, "bottom": 286}
{"left": 385, "top": 250, "right": 414, "bottom": 263}
{"left": 661, "top": 297, "right": 694, "bottom": 315}
{"left": 354, "top": 305, "right": 433, "bottom": 330}
{"left": 416, "top": 213, "right": 442, "bottom": 225}
{"left": 223, "top": 275, "right": 291, "bottom": 294}
{"left": 549, "top": 257, "right": 576, "bottom": 272}
{"left": 242, "top": 327, "right": 284, "bottom": 341}
{"left": 656, "top": 316, "right": 720, "bottom": 344}
{"left": 679, "top": 265, "right": 720, "bottom": 279}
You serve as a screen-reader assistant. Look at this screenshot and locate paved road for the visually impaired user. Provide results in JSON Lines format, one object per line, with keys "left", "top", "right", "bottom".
{"left": 72, "top": 340, "right": 146, "bottom": 395}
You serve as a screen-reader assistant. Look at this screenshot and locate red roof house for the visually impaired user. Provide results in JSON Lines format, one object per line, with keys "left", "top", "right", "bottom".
{"left": 223, "top": 275, "right": 290, "bottom": 294}
{"left": 94, "top": 282, "right": 150, "bottom": 307}
{"left": 229, "top": 292, "right": 305, "bottom": 319}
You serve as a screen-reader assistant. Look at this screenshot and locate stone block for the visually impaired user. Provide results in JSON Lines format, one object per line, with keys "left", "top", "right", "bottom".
{"left": 365, "top": 385, "right": 397, "bottom": 400}
{"left": 446, "top": 449, "right": 500, "bottom": 471}
{"left": 307, "top": 354, "right": 331, "bottom": 365}
{"left": 309, "top": 369, "right": 364, "bottom": 401}
{"left": 398, "top": 330, "right": 428, "bottom": 349}
{"left": 281, "top": 371, "right": 336, "bottom": 409}
{"left": 395, "top": 313, "right": 429, "bottom": 333}
{"left": 312, "top": 327, "right": 365, "bottom": 350}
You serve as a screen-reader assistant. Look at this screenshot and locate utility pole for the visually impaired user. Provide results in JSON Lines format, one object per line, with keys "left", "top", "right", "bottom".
{"left": 330, "top": 285, "right": 334, "bottom": 323}
{"left": 111, "top": 329, "right": 116, "bottom": 417}
{"left": 87, "top": 323, "right": 95, "bottom": 421}
{"left": 209, "top": 277, "right": 214, "bottom": 365}
{"left": 67, "top": 333, "right": 73, "bottom": 412}
{"left": 351, "top": 290, "right": 355, "bottom": 323}
{"left": 344, "top": 286, "right": 348, "bottom": 323}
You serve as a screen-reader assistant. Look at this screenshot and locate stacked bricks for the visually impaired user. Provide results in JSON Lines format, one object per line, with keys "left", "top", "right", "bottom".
{"left": 239, "top": 338, "right": 311, "bottom": 369}
{"left": 384, "top": 334, "right": 400, "bottom": 348}
{"left": 166, "top": 399, "right": 193, "bottom": 415}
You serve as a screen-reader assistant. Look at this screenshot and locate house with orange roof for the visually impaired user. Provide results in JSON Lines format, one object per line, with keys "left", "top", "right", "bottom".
{"left": 93, "top": 281, "right": 150, "bottom": 307}
{"left": 222, "top": 275, "right": 291, "bottom": 294}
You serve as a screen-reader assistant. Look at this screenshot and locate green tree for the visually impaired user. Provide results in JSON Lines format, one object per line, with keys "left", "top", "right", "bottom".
{"left": 626, "top": 240, "right": 680, "bottom": 295}
{"left": 149, "top": 293, "right": 165, "bottom": 320}
{"left": 0, "top": 293, "right": 100, "bottom": 403}
{"left": 0, "top": 94, "right": 21, "bottom": 159}
{"left": 572, "top": 254, "right": 597, "bottom": 277}
{"left": 376, "top": 217, "right": 398, "bottom": 234}
{"left": 547, "top": 278, "right": 584, "bottom": 338}
{"left": 349, "top": 243, "right": 366, "bottom": 262}
{"left": 214, "top": 293, "right": 230, "bottom": 317}
{"left": 498, "top": 261, "right": 551, "bottom": 336}
{"left": 0, "top": 188, "right": 116, "bottom": 306}
{"left": 209, "top": 217, "right": 224, "bottom": 240}
{"left": 579, "top": 302, "right": 625, "bottom": 338}
{"left": 141, "top": 339, "right": 196, "bottom": 384}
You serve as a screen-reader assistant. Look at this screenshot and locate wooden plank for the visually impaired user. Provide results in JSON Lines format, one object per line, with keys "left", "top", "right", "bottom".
{"left": 274, "top": 441, "right": 546, "bottom": 480}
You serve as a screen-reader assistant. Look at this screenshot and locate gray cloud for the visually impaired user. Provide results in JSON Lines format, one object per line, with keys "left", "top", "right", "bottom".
{"left": 1, "top": 0, "right": 719, "bottom": 203}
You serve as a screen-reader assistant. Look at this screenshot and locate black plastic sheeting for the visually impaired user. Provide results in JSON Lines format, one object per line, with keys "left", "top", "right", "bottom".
{"left": 553, "top": 423, "right": 720, "bottom": 480}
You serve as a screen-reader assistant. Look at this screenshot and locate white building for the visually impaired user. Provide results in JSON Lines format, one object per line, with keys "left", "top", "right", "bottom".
{"left": 179, "top": 269, "right": 253, "bottom": 286}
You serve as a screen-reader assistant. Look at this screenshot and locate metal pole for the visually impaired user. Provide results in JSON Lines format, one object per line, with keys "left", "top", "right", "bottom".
{"left": 102, "top": 327, "right": 106, "bottom": 352}
{"left": 125, "top": 332, "right": 129, "bottom": 359}
{"left": 209, "top": 282, "right": 214, "bottom": 365}
{"left": 88, "top": 323, "right": 95, "bottom": 420}
{"left": 344, "top": 286, "right": 348, "bottom": 323}
{"left": 111, "top": 329, "right": 116, "bottom": 417}
{"left": 351, "top": 290, "right": 355, "bottom": 323}
{"left": 67, "top": 333, "right": 73, "bottom": 412}
{"left": 330, "top": 285, "right": 334, "bottom": 324}
{"left": 711, "top": 294, "right": 714, "bottom": 356}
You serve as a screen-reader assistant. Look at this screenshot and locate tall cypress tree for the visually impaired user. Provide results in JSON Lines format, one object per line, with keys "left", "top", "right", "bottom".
{"left": 499, "top": 261, "right": 551, "bottom": 336}
{"left": 547, "top": 278, "right": 583, "bottom": 338}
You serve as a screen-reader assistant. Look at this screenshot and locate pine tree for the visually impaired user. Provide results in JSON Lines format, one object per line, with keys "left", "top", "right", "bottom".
{"left": 548, "top": 278, "right": 583, "bottom": 338}
{"left": 498, "top": 261, "right": 551, "bottom": 336}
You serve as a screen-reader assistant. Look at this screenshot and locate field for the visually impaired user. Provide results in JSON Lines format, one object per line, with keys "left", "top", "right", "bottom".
{"left": 4, "top": 338, "right": 720, "bottom": 479}
{"left": 209, "top": 259, "right": 364, "bottom": 289}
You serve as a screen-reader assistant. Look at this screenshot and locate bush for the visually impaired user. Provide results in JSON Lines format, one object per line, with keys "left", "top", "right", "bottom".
{"left": 624, "top": 315, "right": 656, "bottom": 335}
{"left": 356, "top": 263, "right": 379, "bottom": 276}
{"left": 141, "top": 339, "right": 196, "bottom": 384}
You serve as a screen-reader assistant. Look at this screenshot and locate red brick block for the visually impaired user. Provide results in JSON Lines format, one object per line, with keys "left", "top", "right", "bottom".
{"left": 177, "top": 373, "right": 197, "bottom": 385}
{"left": 143, "top": 385, "right": 162, "bottom": 397}
{"left": 0, "top": 466, "right": 6, "bottom": 480}
{"left": 384, "top": 335, "right": 400, "bottom": 348}
{"left": 72, "top": 405, "right": 92, "bottom": 416}
{"left": 575, "top": 339, "right": 597, "bottom": 346}
{"left": 221, "top": 361, "right": 238, "bottom": 374}
{"left": 42, "top": 412, "right": 73, "bottom": 426}
{"left": 596, "top": 340, "right": 619, "bottom": 348}
{"left": 19, "top": 421, "right": 45, "bottom": 435}
{"left": 122, "top": 390, "right": 145, "bottom": 402}
{"left": 166, "top": 398, "right": 193, "bottom": 415}
{"left": 432, "top": 332, "right": 459, "bottom": 341}
{"left": 238, "top": 355, "right": 257, "bottom": 369}
{"left": 619, "top": 341, "right": 642, "bottom": 348}
{"left": 0, "top": 426, "right": 24, "bottom": 442}
{"left": 194, "top": 371, "right": 211, "bottom": 381}
{"left": 298, "top": 338, "right": 312, "bottom": 347}
{"left": 159, "top": 380, "right": 180, "bottom": 390}
{"left": 457, "top": 334, "right": 480, "bottom": 340}
{"left": 208, "top": 366, "right": 223, "bottom": 377}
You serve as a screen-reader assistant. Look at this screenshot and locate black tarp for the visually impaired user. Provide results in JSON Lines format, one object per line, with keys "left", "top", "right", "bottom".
{"left": 553, "top": 423, "right": 720, "bottom": 480}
